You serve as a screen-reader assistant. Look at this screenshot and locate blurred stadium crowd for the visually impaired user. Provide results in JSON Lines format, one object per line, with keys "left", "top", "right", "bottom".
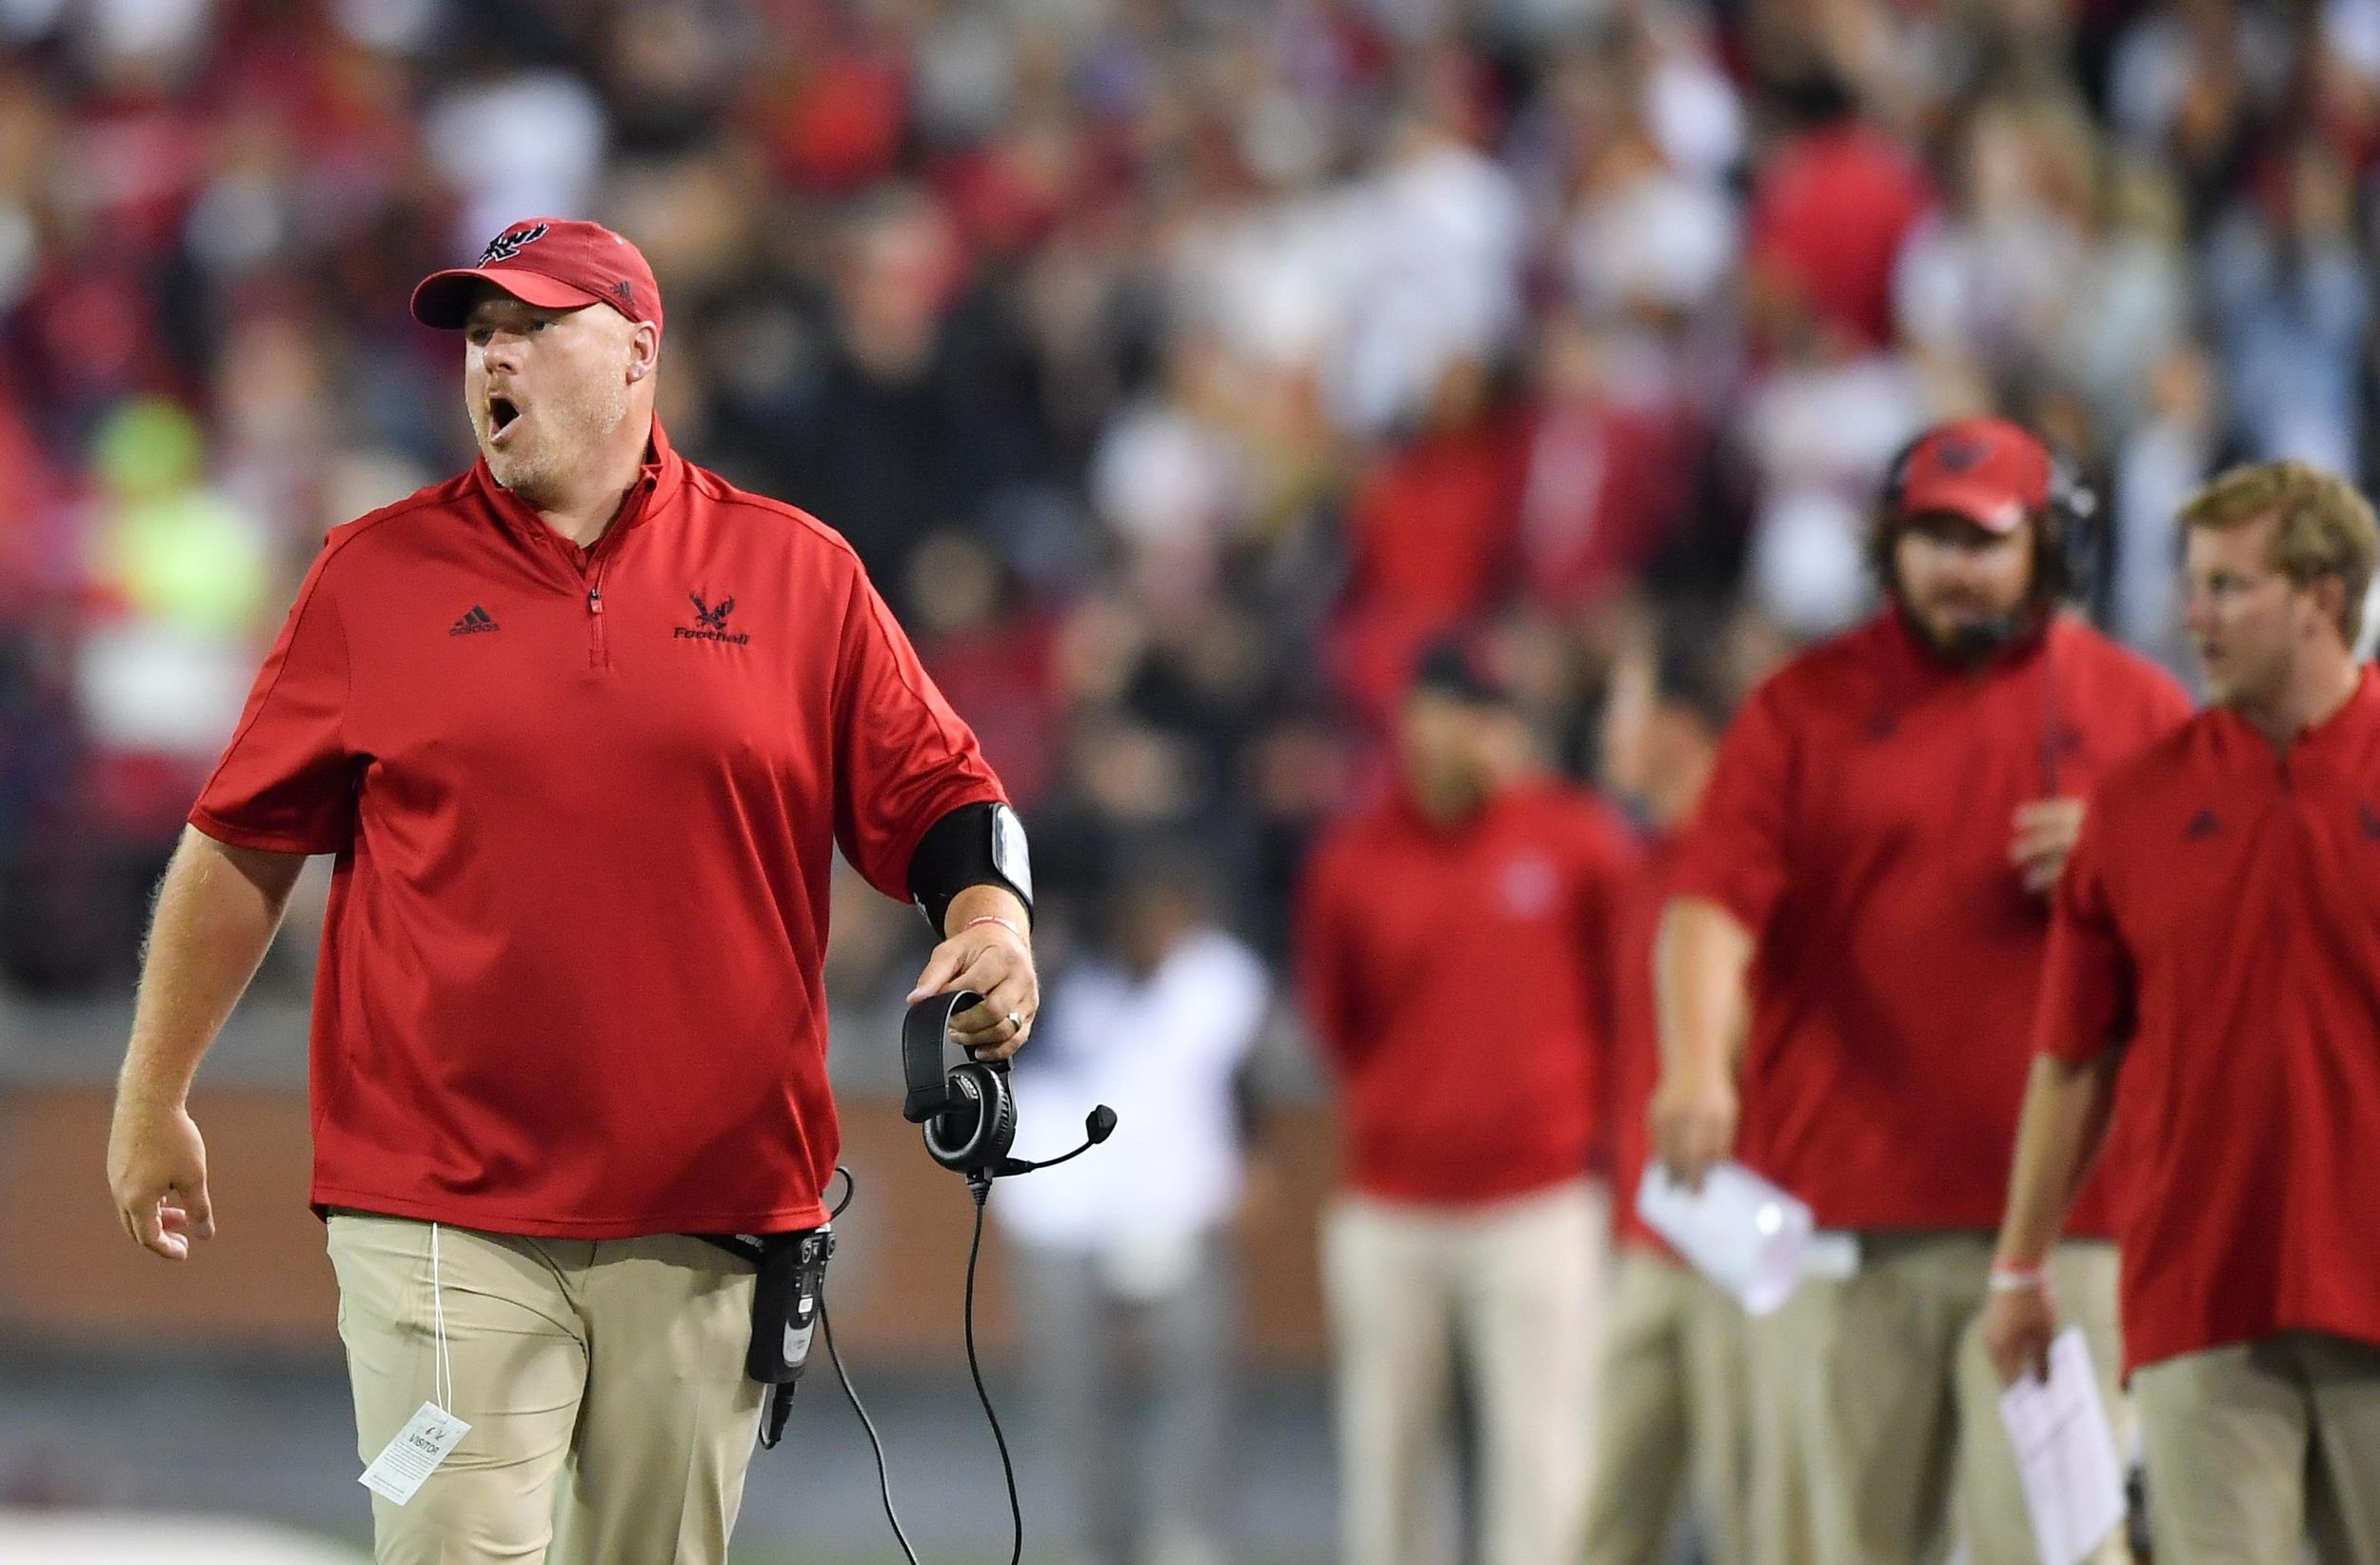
{"left": 0, "top": 0, "right": 2372, "bottom": 996}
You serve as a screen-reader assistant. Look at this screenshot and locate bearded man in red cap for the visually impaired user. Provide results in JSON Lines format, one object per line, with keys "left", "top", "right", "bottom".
{"left": 1651, "top": 419, "right": 2192, "bottom": 1564}
{"left": 103, "top": 219, "right": 1041, "bottom": 1563}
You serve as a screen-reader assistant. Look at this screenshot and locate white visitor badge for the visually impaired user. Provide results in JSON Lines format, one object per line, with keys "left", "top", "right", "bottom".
{"left": 359, "top": 1400, "right": 471, "bottom": 1506}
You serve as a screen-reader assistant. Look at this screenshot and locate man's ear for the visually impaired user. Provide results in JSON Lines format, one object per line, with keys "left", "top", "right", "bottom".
{"left": 2306, "top": 573, "right": 2349, "bottom": 643}
{"left": 625, "top": 322, "right": 661, "bottom": 385}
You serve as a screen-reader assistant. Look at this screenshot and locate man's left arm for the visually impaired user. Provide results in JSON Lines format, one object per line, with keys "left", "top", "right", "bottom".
{"left": 1984, "top": 811, "right": 2134, "bottom": 1382}
{"left": 827, "top": 559, "right": 1039, "bottom": 1055}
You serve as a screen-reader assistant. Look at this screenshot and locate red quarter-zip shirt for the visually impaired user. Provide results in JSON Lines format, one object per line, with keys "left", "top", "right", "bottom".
{"left": 1672, "top": 612, "right": 2191, "bottom": 1233}
{"left": 190, "top": 423, "right": 1005, "bottom": 1238}
{"left": 2039, "top": 666, "right": 2380, "bottom": 1373}
{"left": 1298, "top": 778, "right": 1638, "bottom": 1204}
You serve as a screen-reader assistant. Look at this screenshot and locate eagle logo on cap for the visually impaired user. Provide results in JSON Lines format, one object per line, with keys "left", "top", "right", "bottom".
{"left": 477, "top": 222, "right": 550, "bottom": 267}
{"left": 1934, "top": 436, "right": 1987, "bottom": 473}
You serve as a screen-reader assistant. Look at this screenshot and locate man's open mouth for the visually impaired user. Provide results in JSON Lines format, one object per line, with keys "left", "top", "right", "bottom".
{"left": 487, "top": 394, "right": 523, "bottom": 443}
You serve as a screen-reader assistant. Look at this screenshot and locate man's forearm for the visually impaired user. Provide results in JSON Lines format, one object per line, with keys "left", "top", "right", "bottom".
{"left": 118, "top": 826, "right": 307, "bottom": 1106}
{"left": 1656, "top": 896, "right": 1754, "bottom": 1083}
{"left": 943, "top": 882, "right": 1030, "bottom": 941}
{"left": 1993, "top": 1050, "right": 2120, "bottom": 1268}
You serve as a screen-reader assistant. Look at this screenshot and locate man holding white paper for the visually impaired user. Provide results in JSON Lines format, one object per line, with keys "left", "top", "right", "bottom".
{"left": 1651, "top": 420, "right": 2190, "bottom": 1565}
{"left": 1986, "top": 461, "right": 2380, "bottom": 1564}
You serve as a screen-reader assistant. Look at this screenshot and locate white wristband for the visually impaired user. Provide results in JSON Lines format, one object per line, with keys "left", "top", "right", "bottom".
{"left": 1988, "top": 1264, "right": 2049, "bottom": 1294}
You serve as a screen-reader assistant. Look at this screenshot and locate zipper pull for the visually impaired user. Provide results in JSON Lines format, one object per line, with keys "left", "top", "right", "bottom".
{"left": 588, "top": 584, "right": 603, "bottom": 614}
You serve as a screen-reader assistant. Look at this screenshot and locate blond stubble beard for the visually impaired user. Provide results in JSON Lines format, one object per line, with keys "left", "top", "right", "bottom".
{"left": 479, "top": 370, "right": 634, "bottom": 510}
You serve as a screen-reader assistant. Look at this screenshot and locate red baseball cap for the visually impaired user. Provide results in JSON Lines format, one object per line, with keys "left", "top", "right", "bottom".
{"left": 410, "top": 218, "right": 664, "bottom": 338}
{"left": 1890, "top": 417, "right": 2052, "bottom": 534}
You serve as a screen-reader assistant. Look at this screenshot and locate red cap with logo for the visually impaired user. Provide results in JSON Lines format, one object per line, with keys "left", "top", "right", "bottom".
{"left": 1890, "top": 417, "right": 2052, "bottom": 534}
{"left": 410, "top": 218, "right": 664, "bottom": 338}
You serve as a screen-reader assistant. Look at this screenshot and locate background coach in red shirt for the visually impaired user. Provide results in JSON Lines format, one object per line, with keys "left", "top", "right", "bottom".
{"left": 1988, "top": 461, "right": 2380, "bottom": 1565}
{"left": 1653, "top": 418, "right": 2191, "bottom": 1565}
{"left": 102, "top": 218, "right": 1037, "bottom": 1565}
{"left": 1299, "top": 639, "right": 1637, "bottom": 1565}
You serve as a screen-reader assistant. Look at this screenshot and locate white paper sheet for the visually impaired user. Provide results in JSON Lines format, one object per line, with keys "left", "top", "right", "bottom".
{"left": 1634, "top": 1161, "right": 1813, "bottom": 1316}
{"left": 1996, "top": 1327, "right": 2125, "bottom": 1565}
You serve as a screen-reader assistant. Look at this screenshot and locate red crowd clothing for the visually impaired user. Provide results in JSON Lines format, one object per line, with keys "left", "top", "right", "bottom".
{"left": 1328, "top": 412, "right": 1525, "bottom": 723}
{"left": 1744, "top": 121, "right": 1934, "bottom": 352}
{"left": 2038, "top": 666, "right": 2380, "bottom": 1375}
{"left": 191, "top": 422, "right": 1005, "bottom": 1239}
{"left": 1609, "top": 833, "right": 1683, "bottom": 1254}
{"left": 1517, "top": 401, "right": 1702, "bottom": 612}
{"left": 1299, "top": 778, "right": 1639, "bottom": 1205}
{"left": 1672, "top": 612, "right": 2191, "bottom": 1233}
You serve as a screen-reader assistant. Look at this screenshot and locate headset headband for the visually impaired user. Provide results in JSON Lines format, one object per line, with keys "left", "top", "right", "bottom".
{"left": 901, "top": 989, "right": 982, "bottom": 1123}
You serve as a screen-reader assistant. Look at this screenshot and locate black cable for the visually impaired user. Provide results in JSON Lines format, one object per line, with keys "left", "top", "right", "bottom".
{"left": 964, "top": 1180, "right": 1025, "bottom": 1565}
{"left": 821, "top": 1292, "right": 922, "bottom": 1565}
{"left": 815, "top": 1164, "right": 1025, "bottom": 1565}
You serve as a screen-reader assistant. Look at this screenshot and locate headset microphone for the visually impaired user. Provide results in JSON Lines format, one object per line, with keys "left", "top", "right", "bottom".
{"left": 993, "top": 1105, "right": 1118, "bottom": 1179}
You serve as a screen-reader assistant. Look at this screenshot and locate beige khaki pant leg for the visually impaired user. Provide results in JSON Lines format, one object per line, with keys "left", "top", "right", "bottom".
{"left": 1454, "top": 1179, "right": 1604, "bottom": 1565}
{"left": 1325, "top": 1196, "right": 1459, "bottom": 1565}
{"left": 328, "top": 1213, "right": 589, "bottom": 1565}
{"left": 1583, "top": 1254, "right": 1695, "bottom": 1565}
{"left": 1680, "top": 1267, "right": 1755, "bottom": 1565}
{"left": 2302, "top": 1333, "right": 2380, "bottom": 1563}
{"left": 1770, "top": 1235, "right": 1987, "bottom": 1565}
{"left": 2134, "top": 1339, "right": 2311, "bottom": 1565}
{"left": 1954, "top": 1241, "right": 2132, "bottom": 1565}
{"left": 548, "top": 1234, "right": 764, "bottom": 1565}
{"left": 1748, "top": 1278, "right": 1823, "bottom": 1565}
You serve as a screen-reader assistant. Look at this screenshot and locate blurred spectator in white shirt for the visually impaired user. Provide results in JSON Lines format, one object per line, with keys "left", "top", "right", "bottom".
{"left": 995, "top": 842, "right": 1274, "bottom": 1565}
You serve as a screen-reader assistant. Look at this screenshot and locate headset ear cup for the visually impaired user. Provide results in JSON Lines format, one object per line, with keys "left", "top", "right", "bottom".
{"left": 922, "top": 1061, "right": 1016, "bottom": 1175}
{"left": 922, "top": 1069, "right": 985, "bottom": 1172}
{"left": 2044, "top": 455, "right": 2099, "bottom": 605}
{"left": 964, "top": 1061, "right": 1016, "bottom": 1170}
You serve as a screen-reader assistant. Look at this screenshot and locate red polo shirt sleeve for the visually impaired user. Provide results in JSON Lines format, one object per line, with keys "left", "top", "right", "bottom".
{"left": 1672, "top": 682, "right": 1795, "bottom": 935}
{"left": 2036, "top": 809, "right": 2137, "bottom": 1066}
{"left": 189, "top": 540, "right": 356, "bottom": 855}
{"left": 829, "top": 560, "right": 1007, "bottom": 900}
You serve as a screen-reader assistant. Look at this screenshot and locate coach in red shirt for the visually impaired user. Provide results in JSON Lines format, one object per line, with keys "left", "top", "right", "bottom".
{"left": 1300, "top": 640, "right": 1636, "bottom": 1565}
{"left": 102, "top": 219, "right": 1037, "bottom": 1565}
{"left": 1654, "top": 419, "right": 2191, "bottom": 1565}
{"left": 1987, "top": 461, "right": 2380, "bottom": 1565}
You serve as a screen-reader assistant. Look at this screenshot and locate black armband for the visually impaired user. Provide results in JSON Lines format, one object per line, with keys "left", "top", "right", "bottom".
{"left": 908, "top": 801, "right": 1034, "bottom": 932}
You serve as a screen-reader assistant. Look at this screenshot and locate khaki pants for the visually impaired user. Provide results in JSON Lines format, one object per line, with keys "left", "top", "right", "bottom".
{"left": 2132, "top": 1332, "right": 2380, "bottom": 1565}
{"left": 1322, "top": 1179, "right": 1607, "bottom": 1565}
{"left": 327, "top": 1211, "right": 764, "bottom": 1565}
{"left": 1582, "top": 1247, "right": 1756, "bottom": 1565}
{"left": 1753, "top": 1234, "right": 2130, "bottom": 1565}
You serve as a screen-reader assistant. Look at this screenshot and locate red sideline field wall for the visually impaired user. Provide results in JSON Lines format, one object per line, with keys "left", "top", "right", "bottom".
{"left": 0, "top": 1088, "right": 1336, "bottom": 1364}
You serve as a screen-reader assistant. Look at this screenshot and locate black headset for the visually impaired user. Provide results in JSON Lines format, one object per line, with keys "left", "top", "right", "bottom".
{"left": 901, "top": 989, "right": 1115, "bottom": 1189}
{"left": 1875, "top": 425, "right": 2101, "bottom": 608}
